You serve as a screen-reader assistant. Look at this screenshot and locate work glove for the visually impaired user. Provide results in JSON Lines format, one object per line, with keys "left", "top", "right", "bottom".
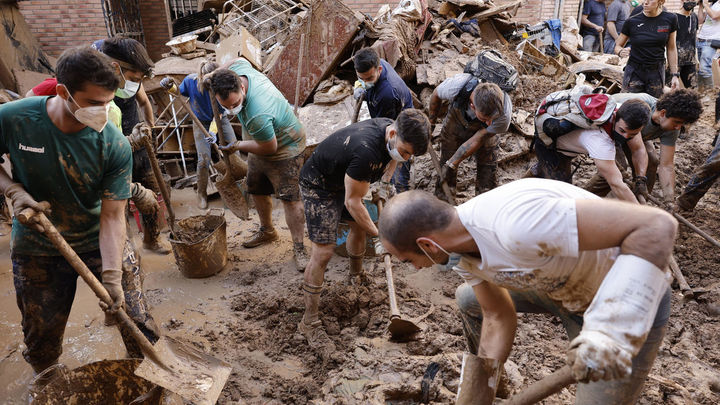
{"left": 159, "top": 77, "right": 176, "bottom": 90}
{"left": 373, "top": 237, "right": 387, "bottom": 256}
{"left": 441, "top": 161, "right": 456, "bottom": 184}
{"left": 4, "top": 183, "right": 49, "bottom": 220}
{"left": 131, "top": 183, "right": 159, "bottom": 215}
{"left": 633, "top": 175, "right": 648, "bottom": 198}
{"left": 100, "top": 268, "right": 125, "bottom": 315}
{"left": 353, "top": 86, "right": 365, "bottom": 100}
{"left": 127, "top": 123, "right": 150, "bottom": 152}
{"left": 567, "top": 330, "right": 633, "bottom": 382}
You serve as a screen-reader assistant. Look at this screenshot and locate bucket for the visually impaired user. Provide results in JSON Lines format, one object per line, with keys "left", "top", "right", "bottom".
{"left": 31, "top": 360, "right": 160, "bottom": 404}
{"left": 334, "top": 199, "right": 378, "bottom": 257}
{"left": 165, "top": 34, "right": 198, "bottom": 54}
{"left": 169, "top": 210, "right": 227, "bottom": 278}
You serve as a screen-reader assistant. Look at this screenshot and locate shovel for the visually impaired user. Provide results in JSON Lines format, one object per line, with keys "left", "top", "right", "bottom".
{"left": 427, "top": 124, "right": 456, "bottom": 205}
{"left": 141, "top": 135, "right": 176, "bottom": 235}
{"left": 18, "top": 207, "right": 232, "bottom": 405}
{"left": 377, "top": 200, "right": 422, "bottom": 340}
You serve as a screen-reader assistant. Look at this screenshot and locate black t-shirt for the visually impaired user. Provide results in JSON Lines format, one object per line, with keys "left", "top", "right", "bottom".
{"left": 676, "top": 12, "right": 698, "bottom": 66}
{"left": 114, "top": 94, "right": 140, "bottom": 135}
{"left": 300, "top": 118, "right": 392, "bottom": 195}
{"left": 622, "top": 11, "right": 678, "bottom": 65}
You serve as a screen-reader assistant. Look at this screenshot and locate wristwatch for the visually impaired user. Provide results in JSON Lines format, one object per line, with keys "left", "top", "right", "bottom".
{"left": 671, "top": 72, "right": 681, "bottom": 78}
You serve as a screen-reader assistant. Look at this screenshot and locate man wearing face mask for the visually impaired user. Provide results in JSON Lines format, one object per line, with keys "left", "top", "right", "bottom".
{"left": 377, "top": 181, "right": 676, "bottom": 403}
{"left": 297, "top": 109, "right": 430, "bottom": 358}
{"left": 353, "top": 47, "right": 414, "bottom": 193}
{"left": 427, "top": 80, "right": 513, "bottom": 200}
{"left": 585, "top": 89, "right": 702, "bottom": 206}
{"left": 527, "top": 98, "right": 651, "bottom": 204}
{"left": 0, "top": 47, "right": 137, "bottom": 388}
{"left": 208, "top": 59, "right": 309, "bottom": 272}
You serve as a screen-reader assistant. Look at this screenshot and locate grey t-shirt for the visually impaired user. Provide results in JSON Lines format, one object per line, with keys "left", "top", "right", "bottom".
{"left": 611, "top": 92, "right": 679, "bottom": 146}
{"left": 607, "top": 0, "right": 630, "bottom": 37}
{"left": 436, "top": 73, "right": 512, "bottom": 134}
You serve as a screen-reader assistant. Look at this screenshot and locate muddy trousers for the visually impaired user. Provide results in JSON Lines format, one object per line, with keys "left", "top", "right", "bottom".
{"left": 438, "top": 109, "right": 498, "bottom": 196}
{"left": 12, "top": 242, "right": 159, "bottom": 372}
{"left": 455, "top": 283, "right": 670, "bottom": 404}
{"left": 622, "top": 62, "right": 665, "bottom": 99}
{"left": 584, "top": 141, "right": 659, "bottom": 197}
{"left": 133, "top": 149, "right": 162, "bottom": 245}
{"left": 677, "top": 139, "right": 720, "bottom": 210}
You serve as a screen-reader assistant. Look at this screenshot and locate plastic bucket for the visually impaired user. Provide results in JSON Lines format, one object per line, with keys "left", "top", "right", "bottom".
{"left": 169, "top": 211, "right": 228, "bottom": 278}
{"left": 31, "top": 360, "right": 159, "bottom": 404}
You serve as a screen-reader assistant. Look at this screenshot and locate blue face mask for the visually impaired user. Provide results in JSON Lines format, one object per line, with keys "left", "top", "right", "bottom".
{"left": 387, "top": 139, "right": 407, "bottom": 162}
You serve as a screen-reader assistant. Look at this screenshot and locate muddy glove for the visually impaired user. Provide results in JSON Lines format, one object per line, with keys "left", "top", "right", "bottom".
{"left": 127, "top": 123, "right": 150, "bottom": 152}
{"left": 219, "top": 141, "right": 240, "bottom": 154}
{"left": 131, "top": 183, "right": 159, "bottom": 214}
{"left": 373, "top": 237, "right": 387, "bottom": 256}
{"left": 567, "top": 255, "right": 671, "bottom": 383}
{"left": 441, "top": 161, "right": 456, "bottom": 184}
{"left": 100, "top": 268, "right": 125, "bottom": 314}
{"left": 353, "top": 81, "right": 365, "bottom": 100}
{"left": 4, "top": 183, "right": 49, "bottom": 218}
{"left": 633, "top": 175, "right": 648, "bottom": 198}
{"left": 159, "top": 77, "right": 176, "bottom": 90}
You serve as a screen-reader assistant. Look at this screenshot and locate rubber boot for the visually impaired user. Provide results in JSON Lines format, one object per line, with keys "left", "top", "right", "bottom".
{"left": 348, "top": 251, "right": 368, "bottom": 285}
{"left": 698, "top": 75, "right": 713, "bottom": 93}
{"left": 298, "top": 282, "right": 336, "bottom": 360}
{"left": 197, "top": 165, "right": 209, "bottom": 210}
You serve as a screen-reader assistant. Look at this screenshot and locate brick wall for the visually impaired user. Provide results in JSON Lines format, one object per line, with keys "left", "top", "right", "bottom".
{"left": 139, "top": 0, "right": 172, "bottom": 61}
{"left": 18, "top": 0, "right": 107, "bottom": 58}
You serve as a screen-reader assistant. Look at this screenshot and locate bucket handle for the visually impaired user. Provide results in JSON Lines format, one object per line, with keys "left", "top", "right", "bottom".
{"left": 208, "top": 207, "right": 225, "bottom": 217}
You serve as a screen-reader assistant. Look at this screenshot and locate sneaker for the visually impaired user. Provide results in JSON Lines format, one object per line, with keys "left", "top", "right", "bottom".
{"left": 143, "top": 236, "right": 172, "bottom": 255}
{"left": 242, "top": 226, "right": 278, "bottom": 248}
{"left": 293, "top": 243, "right": 309, "bottom": 272}
{"left": 298, "top": 319, "right": 336, "bottom": 360}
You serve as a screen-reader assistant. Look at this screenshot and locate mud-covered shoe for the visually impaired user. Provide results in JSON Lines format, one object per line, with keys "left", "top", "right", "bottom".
{"left": 143, "top": 235, "right": 172, "bottom": 255}
{"left": 242, "top": 226, "right": 278, "bottom": 248}
{"left": 298, "top": 319, "right": 336, "bottom": 359}
{"left": 293, "top": 242, "right": 309, "bottom": 272}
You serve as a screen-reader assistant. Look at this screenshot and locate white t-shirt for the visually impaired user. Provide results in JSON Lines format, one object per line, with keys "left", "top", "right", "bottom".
{"left": 698, "top": 2, "right": 720, "bottom": 40}
{"left": 452, "top": 178, "right": 619, "bottom": 313}
{"left": 556, "top": 128, "right": 616, "bottom": 160}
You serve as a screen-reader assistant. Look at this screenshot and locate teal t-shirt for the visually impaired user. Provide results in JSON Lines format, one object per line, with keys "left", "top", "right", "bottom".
{"left": 229, "top": 59, "right": 306, "bottom": 160}
{"left": 0, "top": 96, "right": 132, "bottom": 255}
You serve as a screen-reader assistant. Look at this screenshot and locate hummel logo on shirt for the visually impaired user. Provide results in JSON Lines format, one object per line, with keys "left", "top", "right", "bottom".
{"left": 18, "top": 143, "right": 45, "bottom": 154}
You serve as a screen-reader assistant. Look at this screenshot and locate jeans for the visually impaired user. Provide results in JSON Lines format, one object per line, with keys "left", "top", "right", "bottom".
{"left": 455, "top": 283, "right": 671, "bottom": 404}
{"left": 193, "top": 116, "right": 236, "bottom": 170}
{"left": 391, "top": 161, "right": 411, "bottom": 193}
{"left": 677, "top": 138, "right": 720, "bottom": 210}
{"left": 583, "top": 34, "right": 600, "bottom": 52}
{"left": 697, "top": 39, "right": 717, "bottom": 80}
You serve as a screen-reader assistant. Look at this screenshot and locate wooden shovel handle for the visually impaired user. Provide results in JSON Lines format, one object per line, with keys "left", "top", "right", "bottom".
{"left": 141, "top": 136, "right": 175, "bottom": 229}
{"left": 376, "top": 200, "right": 401, "bottom": 318}
{"left": 643, "top": 192, "right": 720, "bottom": 249}
{"left": 17, "top": 208, "right": 165, "bottom": 367}
{"left": 504, "top": 365, "right": 575, "bottom": 405}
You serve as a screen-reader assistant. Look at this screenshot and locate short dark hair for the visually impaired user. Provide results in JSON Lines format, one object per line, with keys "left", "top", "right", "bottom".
{"left": 656, "top": 89, "right": 702, "bottom": 124}
{"left": 616, "top": 99, "right": 651, "bottom": 130}
{"left": 379, "top": 190, "right": 454, "bottom": 254}
{"left": 472, "top": 82, "right": 504, "bottom": 119}
{"left": 101, "top": 37, "right": 154, "bottom": 76}
{"left": 56, "top": 46, "right": 120, "bottom": 94}
{"left": 208, "top": 68, "right": 240, "bottom": 100}
{"left": 395, "top": 109, "right": 430, "bottom": 155}
{"left": 353, "top": 47, "right": 380, "bottom": 73}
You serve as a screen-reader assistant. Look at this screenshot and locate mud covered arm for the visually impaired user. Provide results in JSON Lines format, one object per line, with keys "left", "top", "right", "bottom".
{"left": 666, "top": 32, "right": 679, "bottom": 75}
{"left": 595, "top": 158, "right": 638, "bottom": 203}
{"left": 428, "top": 89, "right": 444, "bottom": 124}
{"left": 657, "top": 144, "right": 676, "bottom": 202}
{"left": 472, "top": 282, "right": 516, "bottom": 362}
{"left": 344, "top": 174, "right": 378, "bottom": 236}
{"left": 228, "top": 136, "right": 278, "bottom": 155}
{"left": 99, "top": 198, "right": 127, "bottom": 271}
{"left": 627, "top": 134, "right": 648, "bottom": 177}
{"left": 446, "top": 128, "right": 489, "bottom": 168}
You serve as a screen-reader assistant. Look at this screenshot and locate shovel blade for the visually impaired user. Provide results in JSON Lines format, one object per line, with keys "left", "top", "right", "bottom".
{"left": 388, "top": 317, "right": 422, "bottom": 341}
{"left": 134, "top": 336, "right": 232, "bottom": 405}
{"left": 214, "top": 173, "right": 249, "bottom": 219}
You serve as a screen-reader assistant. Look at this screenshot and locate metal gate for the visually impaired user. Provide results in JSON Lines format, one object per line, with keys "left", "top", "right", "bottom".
{"left": 101, "top": 0, "right": 146, "bottom": 45}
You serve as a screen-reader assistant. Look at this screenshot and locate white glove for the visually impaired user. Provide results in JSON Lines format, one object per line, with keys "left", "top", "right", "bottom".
{"left": 374, "top": 237, "right": 387, "bottom": 256}
{"left": 568, "top": 255, "right": 670, "bottom": 383}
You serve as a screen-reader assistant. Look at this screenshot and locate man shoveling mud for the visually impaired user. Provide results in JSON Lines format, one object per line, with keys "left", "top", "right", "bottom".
{"left": 378, "top": 178, "right": 676, "bottom": 403}
{"left": 297, "top": 109, "right": 430, "bottom": 357}
{"left": 0, "top": 47, "right": 158, "bottom": 392}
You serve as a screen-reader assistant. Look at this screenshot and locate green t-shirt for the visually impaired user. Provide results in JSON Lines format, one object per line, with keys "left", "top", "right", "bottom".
{"left": 229, "top": 59, "right": 306, "bottom": 160}
{"left": 0, "top": 97, "right": 132, "bottom": 255}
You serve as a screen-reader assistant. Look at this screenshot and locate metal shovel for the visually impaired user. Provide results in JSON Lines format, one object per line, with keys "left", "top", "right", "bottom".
{"left": 18, "top": 207, "right": 232, "bottom": 405}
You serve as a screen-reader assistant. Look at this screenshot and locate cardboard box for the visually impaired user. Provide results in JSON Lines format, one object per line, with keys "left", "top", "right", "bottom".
{"left": 216, "top": 27, "right": 263, "bottom": 71}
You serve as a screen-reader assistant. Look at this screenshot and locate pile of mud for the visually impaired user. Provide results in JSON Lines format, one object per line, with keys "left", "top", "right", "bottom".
{"left": 171, "top": 215, "right": 224, "bottom": 244}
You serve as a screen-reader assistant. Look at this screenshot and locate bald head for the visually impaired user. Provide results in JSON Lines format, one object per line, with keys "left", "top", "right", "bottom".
{"left": 378, "top": 190, "right": 455, "bottom": 254}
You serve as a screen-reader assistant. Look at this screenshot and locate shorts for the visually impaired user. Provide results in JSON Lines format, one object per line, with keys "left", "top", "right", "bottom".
{"left": 246, "top": 153, "right": 303, "bottom": 201}
{"left": 300, "top": 184, "right": 353, "bottom": 245}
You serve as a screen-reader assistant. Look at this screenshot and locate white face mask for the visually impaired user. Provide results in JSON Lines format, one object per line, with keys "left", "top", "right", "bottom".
{"left": 65, "top": 90, "right": 110, "bottom": 132}
{"left": 387, "top": 138, "right": 407, "bottom": 162}
{"left": 115, "top": 69, "right": 140, "bottom": 99}
{"left": 224, "top": 103, "right": 243, "bottom": 116}
{"left": 417, "top": 238, "right": 451, "bottom": 266}
{"left": 359, "top": 78, "right": 375, "bottom": 90}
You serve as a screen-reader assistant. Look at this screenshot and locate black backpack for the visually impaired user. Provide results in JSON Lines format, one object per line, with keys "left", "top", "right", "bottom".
{"left": 464, "top": 50, "right": 518, "bottom": 93}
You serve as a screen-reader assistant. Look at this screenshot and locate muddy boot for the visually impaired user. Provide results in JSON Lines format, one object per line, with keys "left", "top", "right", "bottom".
{"left": 142, "top": 234, "right": 172, "bottom": 255}
{"left": 299, "top": 282, "right": 336, "bottom": 360}
{"left": 293, "top": 242, "right": 309, "bottom": 272}
{"left": 348, "top": 251, "right": 369, "bottom": 285}
{"left": 196, "top": 166, "right": 209, "bottom": 210}
{"left": 242, "top": 226, "right": 278, "bottom": 248}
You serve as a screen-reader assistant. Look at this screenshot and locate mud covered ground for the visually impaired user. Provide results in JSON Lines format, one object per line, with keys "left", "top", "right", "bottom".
{"left": 1, "top": 98, "right": 719, "bottom": 404}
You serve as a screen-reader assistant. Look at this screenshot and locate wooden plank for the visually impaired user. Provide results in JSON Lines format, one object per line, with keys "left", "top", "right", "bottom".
{"left": 470, "top": 0, "right": 522, "bottom": 21}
